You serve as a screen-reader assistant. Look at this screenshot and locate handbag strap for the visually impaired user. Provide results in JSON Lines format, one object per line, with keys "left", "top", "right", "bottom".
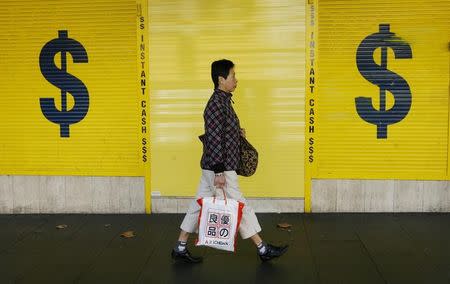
{"left": 212, "top": 187, "right": 228, "bottom": 205}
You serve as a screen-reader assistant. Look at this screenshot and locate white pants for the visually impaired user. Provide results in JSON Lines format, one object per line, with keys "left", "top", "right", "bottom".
{"left": 180, "top": 170, "right": 262, "bottom": 239}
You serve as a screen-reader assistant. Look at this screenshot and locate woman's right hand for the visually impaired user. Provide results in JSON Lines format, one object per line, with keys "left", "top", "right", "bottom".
{"left": 214, "top": 174, "right": 226, "bottom": 189}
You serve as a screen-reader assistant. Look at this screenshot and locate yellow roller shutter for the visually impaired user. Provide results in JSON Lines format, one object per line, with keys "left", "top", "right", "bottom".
{"left": 311, "top": 0, "right": 450, "bottom": 180}
{"left": 0, "top": 0, "right": 145, "bottom": 176}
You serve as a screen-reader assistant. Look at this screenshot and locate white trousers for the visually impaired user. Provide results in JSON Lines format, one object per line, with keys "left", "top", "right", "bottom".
{"left": 180, "top": 170, "right": 262, "bottom": 239}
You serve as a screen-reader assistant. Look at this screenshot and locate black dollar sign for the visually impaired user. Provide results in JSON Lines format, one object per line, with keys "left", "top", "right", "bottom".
{"left": 355, "top": 24, "right": 412, "bottom": 139}
{"left": 39, "top": 30, "right": 89, "bottom": 138}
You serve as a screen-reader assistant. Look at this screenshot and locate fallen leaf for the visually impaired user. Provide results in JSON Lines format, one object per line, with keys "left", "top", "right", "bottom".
{"left": 121, "top": 230, "right": 135, "bottom": 238}
{"left": 56, "top": 224, "right": 68, "bottom": 229}
{"left": 277, "top": 223, "right": 292, "bottom": 229}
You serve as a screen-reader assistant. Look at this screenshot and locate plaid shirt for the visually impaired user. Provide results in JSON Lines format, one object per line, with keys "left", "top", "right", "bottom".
{"left": 200, "top": 89, "right": 241, "bottom": 173}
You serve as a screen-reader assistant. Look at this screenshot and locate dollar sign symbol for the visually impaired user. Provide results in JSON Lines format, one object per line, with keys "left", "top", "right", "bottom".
{"left": 39, "top": 30, "right": 89, "bottom": 138}
{"left": 355, "top": 24, "right": 412, "bottom": 139}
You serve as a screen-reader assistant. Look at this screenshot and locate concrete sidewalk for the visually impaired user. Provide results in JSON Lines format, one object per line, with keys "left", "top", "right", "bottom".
{"left": 0, "top": 213, "right": 449, "bottom": 283}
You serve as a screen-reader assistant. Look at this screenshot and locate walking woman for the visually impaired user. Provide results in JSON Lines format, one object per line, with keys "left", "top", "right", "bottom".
{"left": 171, "top": 59, "right": 288, "bottom": 263}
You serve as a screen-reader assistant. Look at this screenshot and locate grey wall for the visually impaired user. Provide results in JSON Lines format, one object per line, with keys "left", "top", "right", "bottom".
{"left": 0, "top": 176, "right": 145, "bottom": 213}
{"left": 2, "top": 176, "right": 449, "bottom": 213}
{"left": 312, "top": 179, "right": 450, "bottom": 212}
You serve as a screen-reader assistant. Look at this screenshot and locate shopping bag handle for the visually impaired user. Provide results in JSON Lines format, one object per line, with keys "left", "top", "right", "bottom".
{"left": 213, "top": 187, "right": 227, "bottom": 205}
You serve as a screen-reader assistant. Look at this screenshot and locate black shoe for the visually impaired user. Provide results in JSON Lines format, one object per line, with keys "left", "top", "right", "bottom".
{"left": 258, "top": 244, "right": 288, "bottom": 262}
{"left": 171, "top": 249, "right": 203, "bottom": 264}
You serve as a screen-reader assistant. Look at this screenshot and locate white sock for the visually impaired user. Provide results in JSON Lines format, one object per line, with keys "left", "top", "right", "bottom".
{"left": 257, "top": 241, "right": 267, "bottom": 255}
{"left": 175, "top": 241, "right": 187, "bottom": 253}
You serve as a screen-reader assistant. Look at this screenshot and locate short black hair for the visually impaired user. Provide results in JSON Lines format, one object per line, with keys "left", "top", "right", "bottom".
{"left": 211, "top": 59, "right": 234, "bottom": 89}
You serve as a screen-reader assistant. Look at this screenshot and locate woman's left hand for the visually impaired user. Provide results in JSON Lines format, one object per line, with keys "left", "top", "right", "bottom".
{"left": 240, "top": 128, "right": 246, "bottom": 138}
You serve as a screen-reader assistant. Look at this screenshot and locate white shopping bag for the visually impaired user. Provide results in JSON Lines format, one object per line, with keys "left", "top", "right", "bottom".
{"left": 195, "top": 188, "right": 245, "bottom": 252}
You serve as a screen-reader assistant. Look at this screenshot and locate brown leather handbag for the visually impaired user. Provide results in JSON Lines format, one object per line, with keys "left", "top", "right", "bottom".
{"left": 198, "top": 134, "right": 258, "bottom": 177}
{"left": 236, "top": 135, "right": 258, "bottom": 177}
